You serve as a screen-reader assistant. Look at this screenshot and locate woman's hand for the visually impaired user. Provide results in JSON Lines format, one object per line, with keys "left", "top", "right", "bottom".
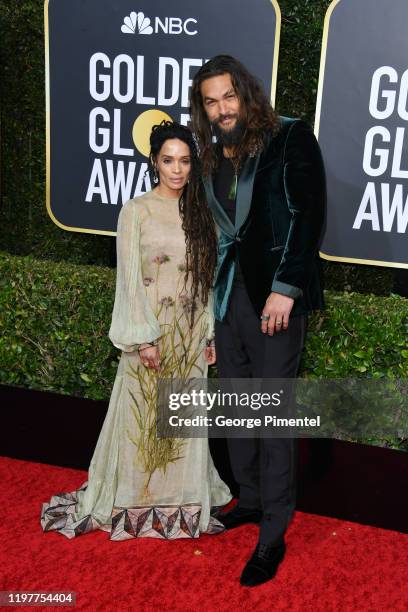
{"left": 138, "top": 345, "right": 161, "bottom": 370}
{"left": 204, "top": 345, "right": 216, "bottom": 365}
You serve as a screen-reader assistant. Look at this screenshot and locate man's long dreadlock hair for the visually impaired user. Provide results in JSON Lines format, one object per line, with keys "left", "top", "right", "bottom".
{"left": 148, "top": 121, "right": 217, "bottom": 314}
{"left": 190, "top": 55, "right": 281, "bottom": 176}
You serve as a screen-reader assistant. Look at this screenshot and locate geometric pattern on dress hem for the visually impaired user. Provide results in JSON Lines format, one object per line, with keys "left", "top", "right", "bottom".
{"left": 40, "top": 483, "right": 225, "bottom": 540}
{"left": 111, "top": 505, "right": 201, "bottom": 540}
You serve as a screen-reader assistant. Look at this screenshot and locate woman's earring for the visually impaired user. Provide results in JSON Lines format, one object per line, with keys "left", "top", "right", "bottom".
{"left": 153, "top": 168, "right": 159, "bottom": 184}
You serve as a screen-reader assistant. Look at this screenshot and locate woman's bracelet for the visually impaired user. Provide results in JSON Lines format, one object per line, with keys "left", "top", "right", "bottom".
{"left": 137, "top": 340, "right": 159, "bottom": 352}
{"left": 206, "top": 338, "right": 215, "bottom": 348}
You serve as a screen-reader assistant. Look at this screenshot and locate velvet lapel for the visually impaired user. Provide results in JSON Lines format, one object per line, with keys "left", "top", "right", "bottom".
{"left": 234, "top": 152, "right": 261, "bottom": 231}
{"left": 203, "top": 152, "right": 261, "bottom": 236}
{"left": 202, "top": 177, "right": 235, "bottom": 238}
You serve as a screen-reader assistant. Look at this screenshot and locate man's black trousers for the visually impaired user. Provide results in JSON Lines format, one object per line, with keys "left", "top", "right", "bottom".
{"left": 215, "top": 282, "right": 306, "bottom": 545}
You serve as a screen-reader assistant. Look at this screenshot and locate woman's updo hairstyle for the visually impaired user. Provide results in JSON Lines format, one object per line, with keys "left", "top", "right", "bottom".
{"left": 147, "top": 120, "right": 200, "bottom": 186}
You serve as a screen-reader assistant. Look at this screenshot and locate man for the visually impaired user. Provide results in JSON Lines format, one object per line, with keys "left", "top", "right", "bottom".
{"left": 190, "top": 55, "right": 325, "bottom": 586}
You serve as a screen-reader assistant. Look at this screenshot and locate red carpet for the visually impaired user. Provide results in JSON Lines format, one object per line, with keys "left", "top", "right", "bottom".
{"left": 0, "top": 456, "right": 407, "bottom": 611}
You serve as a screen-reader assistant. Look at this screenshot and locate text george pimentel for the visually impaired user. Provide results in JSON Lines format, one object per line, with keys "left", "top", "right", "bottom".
{"left": 167, "top": 415, "right": 321, "bottom": 429}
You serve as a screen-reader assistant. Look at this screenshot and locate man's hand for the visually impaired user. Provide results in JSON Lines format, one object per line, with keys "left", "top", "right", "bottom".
{"left": 261, "top": 292, "right": 295, "bottom": 336}
{"left": 204, "top": 345, "right": 216, "bottom": 365}
{"left": 138, "top": 345, "right": 161, "bottom": 369}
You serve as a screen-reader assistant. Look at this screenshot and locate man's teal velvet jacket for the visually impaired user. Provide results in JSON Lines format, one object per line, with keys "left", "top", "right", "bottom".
{"left": 203, "top": 117, "right": 326, "bottom": 322}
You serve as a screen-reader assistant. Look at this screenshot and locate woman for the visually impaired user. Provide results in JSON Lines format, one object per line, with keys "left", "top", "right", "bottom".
{"left": 41, "top": 121, "right": 232, "bottom": 540}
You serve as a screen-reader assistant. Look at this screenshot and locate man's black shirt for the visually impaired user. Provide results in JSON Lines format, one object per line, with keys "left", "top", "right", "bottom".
{"left": 213, "top": 153, "right": 237, "bottom": 225}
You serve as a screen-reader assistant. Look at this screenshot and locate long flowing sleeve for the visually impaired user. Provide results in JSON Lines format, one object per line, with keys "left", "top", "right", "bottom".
{"left": 109, "top": 200, "right": 161, "bottom": 352}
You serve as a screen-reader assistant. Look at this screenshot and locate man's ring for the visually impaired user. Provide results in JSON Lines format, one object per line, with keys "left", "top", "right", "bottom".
{"left": 261, "top": 314, "right": 270, "bottom": 321}
{"left": 276, "top": 321, "right": 282, "bottom": 326}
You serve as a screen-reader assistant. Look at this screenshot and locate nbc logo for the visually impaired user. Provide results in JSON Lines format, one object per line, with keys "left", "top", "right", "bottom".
{"left": 121, "top": 11, "right": 198, "bottom": 36}
{"left": 121, "top": 12, "right": 153, "bottom": 35}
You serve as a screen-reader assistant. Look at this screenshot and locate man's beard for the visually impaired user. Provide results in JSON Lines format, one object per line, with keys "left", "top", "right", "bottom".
{"left": 211, "top": 114, "right": 246, "bottom": 148}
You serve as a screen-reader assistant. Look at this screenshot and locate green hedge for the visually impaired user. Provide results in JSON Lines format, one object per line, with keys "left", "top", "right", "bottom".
{"left": 1, "top": 251, "right": 407, "bottom": 450}
{"left": 0, "top": 0, "right": 396, "bottom": 294}
{"left": 0, "top": 251, "right": 117, "bottom": 399}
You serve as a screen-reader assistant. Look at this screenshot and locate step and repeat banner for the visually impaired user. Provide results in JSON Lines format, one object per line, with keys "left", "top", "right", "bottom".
{"left": 316, "top": 0, "right": 408, "bottom": 268}
{"left": 45, "top": 0, "right": 280, "bottom": 235}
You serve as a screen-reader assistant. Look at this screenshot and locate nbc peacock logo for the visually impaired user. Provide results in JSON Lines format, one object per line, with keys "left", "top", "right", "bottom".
{"left": 121, "top": 12, "right": 153, "bottom": 35}
{"left": 121, "top": 11, "right": 198, "bottom": 36}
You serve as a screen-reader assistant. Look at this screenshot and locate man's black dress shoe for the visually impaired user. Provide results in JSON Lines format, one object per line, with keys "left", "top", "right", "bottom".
{"left": 217, "top": 506, "right": 262, "bottom": 530}
{"left": 240, "top": 540, "right": 286, "bottom": 587}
